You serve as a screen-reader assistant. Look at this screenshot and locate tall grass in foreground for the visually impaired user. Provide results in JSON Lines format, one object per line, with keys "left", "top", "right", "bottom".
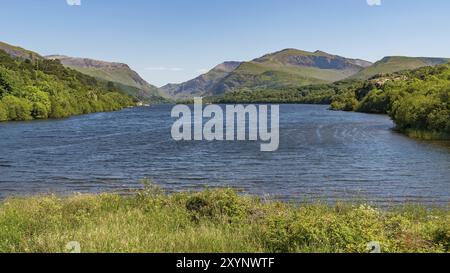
{"left": 0, "top": 186, "right": 448, "bottom": 253}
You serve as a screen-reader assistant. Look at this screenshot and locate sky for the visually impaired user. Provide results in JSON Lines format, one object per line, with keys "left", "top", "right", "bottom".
{"left": 1, "top": 0, "right": 450, "bottom": 87}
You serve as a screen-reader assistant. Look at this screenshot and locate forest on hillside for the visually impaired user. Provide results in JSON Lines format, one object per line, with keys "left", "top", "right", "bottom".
{"left": 0, "top": 50, "right": 133, "bottom": 122}
{"left": 211, "top": 64, "right": 450, "bottom": 140}
{"left": 209, "top": 80, "right": 359, "bottom": 104}
{"left": 330, "top": 64, "right": 450, "bottom": 139}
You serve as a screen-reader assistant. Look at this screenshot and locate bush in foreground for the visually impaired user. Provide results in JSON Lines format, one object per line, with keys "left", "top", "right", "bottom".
{"left": 0, "top": 187, "right": 448, "bottom": 253}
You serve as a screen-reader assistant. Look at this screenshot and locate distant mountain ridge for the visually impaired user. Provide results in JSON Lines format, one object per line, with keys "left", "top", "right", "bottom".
{"left": 0, "top": 45, "right": 134, "bottom": 122}
{"left": 45, "top": 55, "right": 164, "bottom": 101}
{"left": 0, "top": 41, "right": 41, "bottom": 60}
{"left": 0, "top": 41, "right": 165, "bottom": 102}
{"left": 351, "top": 56, "right": 450, "bottom": 80}
{"left": 161, "top": 49, "right": 450, "bottom": 99}
{"left": 2, "top": 41, "right": 449, "bottom": 102}
{"left": 253, "top": 49, "right": 372, "bottom": 72}
{"left": 161, "top": 61, "right": 241, "bottom": 99}
{"left": 161, "top": 49, "right": 373, "bottom": 99}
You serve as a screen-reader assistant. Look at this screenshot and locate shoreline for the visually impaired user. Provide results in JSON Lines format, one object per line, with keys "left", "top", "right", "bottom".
{"left": 0, "top": 187, "right": 448, "bottom": 253}
{"left": 2, "top": 101, "right": 449, "bottom": 141}
{"left": 1, "top": 186, "right": 449, "bottom": 209}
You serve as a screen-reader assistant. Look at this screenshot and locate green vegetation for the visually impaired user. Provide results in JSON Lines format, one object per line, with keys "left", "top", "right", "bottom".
{"left": 331, "top": 64, "right": 450, "bottom": 139}
{"left": 351, "top": 56, "right": 449, "bottom": 80}
{"left": 45, "top": 55, "right": 167, "bottom": 103}
{"left": 205, "top": 80, "right": 361, "bottom": 105}
{"left": 165, "top": 49, "right": 372, "bottom": 99}
{"left": 215, "top": 61, "right": 330, "bottom": 92}
{"left": 0, "top": 185, "right": 448, "bottom": 253}
{"left": 0, "top": 41, "right": 41, "bottom": 60}
{"left": 106, "top": 80, "right": 170, "bottom": 104}
{"left": 0, "top": 49, "right": 134, "bottom": 122}
{"left": 210, "top": 49, "right": 370, "bottom": 95}
{"left": 210, "top": 63, "right": 450, "bottom": 140}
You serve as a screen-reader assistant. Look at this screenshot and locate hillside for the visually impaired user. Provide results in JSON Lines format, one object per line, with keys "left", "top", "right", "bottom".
{"left": 351, "top": 56, "right": 449, "bottom": 80}
{"left": 162, "top": 49, "right": 372, "bottom": 99}
{"left": 0, "top": 49, "right": 133, "bottom": 122}
{"left": 161, "top": 61, "right": 241, "bottom": 99}
{"left": 331, "top": 63, "right": 450, "bottom": 139}
{"left": 45, "top": 55, "right": 165, "bottom": 102}
{"left": 210, "top": 80, "right": 359, "bottom": 105}
{"left": 0, "top": 41, "right": 41, "bottom": 60}
{"left": 212, "top": 48, "right": 371, "bottom": 95}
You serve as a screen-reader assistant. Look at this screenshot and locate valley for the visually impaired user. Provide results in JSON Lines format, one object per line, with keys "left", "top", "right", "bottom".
{"left": 1, "top": 40, "right": 449, "bottom": 140}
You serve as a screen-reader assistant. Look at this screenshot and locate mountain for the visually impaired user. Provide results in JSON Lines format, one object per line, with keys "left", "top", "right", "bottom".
{"left": 161, "top": 49, "right": 372, "bottom": 99}
{"left": 45, "top": 55, "right": 164, "bottom": 102}
{"left": 161, "top": 61, "right": 241, "bottom": 99}
{"left": 0, "top": 41, "right": 41, "bottom": 60}
{"left": 0, "top": 41, "right": 165, "bottom": 102}
{"left": 351, "top": 56, "right": 450, "bottom": 80}
{"left": 0, "top": 48, "right": 133, "bottom": 122}
{"left": 213, "top": 49, "right": 372, "bottom": 94}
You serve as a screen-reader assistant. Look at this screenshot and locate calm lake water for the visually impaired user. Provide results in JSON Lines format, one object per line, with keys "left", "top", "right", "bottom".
{"left": 0, "top": 104, "right": 449, "bottom": 206}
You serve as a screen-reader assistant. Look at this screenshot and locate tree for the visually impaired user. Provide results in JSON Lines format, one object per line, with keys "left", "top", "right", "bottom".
{"left": 1, "top": 95, "right": 33, "bottom": 121}
{"left": 0, "top": 101, "right": 7, "bottom": 121}
{"left": 0, "top": 49, "right": 134, "bottom": 122}
{"left": 24, "top": 86, "right": 51, "bottom": 119}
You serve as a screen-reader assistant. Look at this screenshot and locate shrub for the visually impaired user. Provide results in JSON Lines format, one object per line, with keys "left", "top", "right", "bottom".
{"left": 0, "top": 101, "right": 7, "bottom": 121}
{"left": 0, "top": 189, "right": 448, "bottom": 253}
{"left": 0, "top": 95, "right": 32, "bottom": 121}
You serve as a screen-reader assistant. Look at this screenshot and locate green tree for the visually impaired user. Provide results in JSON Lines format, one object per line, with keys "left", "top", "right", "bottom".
{"left": 0, "top": 101, "right": 7, "bottom": 121}
{"left": 24, "top": 86, "right": 52, "bottom": 119}
{"left": 1, "top": 95, "right": 33, "bottom": 121}
{"left": 0, "top": 49, "right": 134, "bottom": 122}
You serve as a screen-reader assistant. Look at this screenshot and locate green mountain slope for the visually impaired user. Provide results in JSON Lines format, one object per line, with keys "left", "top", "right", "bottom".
{"left": 0, "top": 41, "right": 41, "bottom": 60}
{"left": 212, "top": 49, "right": 372, "bottom": 95}
{"left": 162, "top": 49, "right": 372, "bottom": 99}
{"left": 45, "top": 55, "right": 165, "bottom": 102}
{"left": 351, "top": 56, "right": 449, "bottom": 80}
{"left": 0, "top": 49, "right": 133, "bottom": 122}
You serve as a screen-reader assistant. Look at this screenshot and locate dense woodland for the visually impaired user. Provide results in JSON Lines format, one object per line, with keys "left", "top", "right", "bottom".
{"left": 2, "top": 46, "right": 449, "bottom": 140}
{"left": 211, "top": 64, "right": 450, "bottom": 140}
{"left": 330, "top": 64, "right": 450, "bottom": 139}
{"left": 209, "top": 80, "right": 359, "bottom": 104}
{"left": 0, "top": 50, "right": 133, "bottom": 122}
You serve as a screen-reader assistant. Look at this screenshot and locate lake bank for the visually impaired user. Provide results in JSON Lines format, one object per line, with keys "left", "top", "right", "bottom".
{"left": 0, "top": 187, "right": 448, "bottom": 253}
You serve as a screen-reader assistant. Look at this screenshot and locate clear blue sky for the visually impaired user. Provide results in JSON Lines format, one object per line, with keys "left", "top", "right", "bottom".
{"left": 1, "top": 0, "right": 449, "bottom": 86}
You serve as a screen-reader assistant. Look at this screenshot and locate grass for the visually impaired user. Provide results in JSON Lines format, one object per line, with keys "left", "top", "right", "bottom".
{"left": 0, "top": 185, "right": 448, "bottom": 253}
{"left": 402, "top": 129, "right": 450, "bottom": 141}
{"left": 69, "top": 66, "right": 143, "bottom": 89}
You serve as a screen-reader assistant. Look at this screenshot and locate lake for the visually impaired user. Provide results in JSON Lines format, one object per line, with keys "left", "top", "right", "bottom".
{"left": 0, "top": 104, "right": 449, "bottom": 206}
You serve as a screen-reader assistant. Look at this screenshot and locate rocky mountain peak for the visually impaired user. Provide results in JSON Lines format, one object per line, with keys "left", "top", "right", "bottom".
{"left": 212, "top": 61, "right": 241, "bottom": 73}
{"left": 46, "top": 55, "right": 131, "bottom": 70}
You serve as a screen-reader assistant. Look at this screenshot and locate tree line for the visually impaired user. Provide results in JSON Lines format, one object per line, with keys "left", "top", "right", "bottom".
{"left": 0, "top": 50, "right": 133, "bottom": 122}
{"left": 209, "top": 64, "right": 450, "bottom": 139}
{"left": 208, "top": 80, "right": 359, "bottom": 105}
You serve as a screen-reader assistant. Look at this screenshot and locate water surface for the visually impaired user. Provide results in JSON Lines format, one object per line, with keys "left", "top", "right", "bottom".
{"left": 0, "top": 105, "right": 449, "bottom": 206}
